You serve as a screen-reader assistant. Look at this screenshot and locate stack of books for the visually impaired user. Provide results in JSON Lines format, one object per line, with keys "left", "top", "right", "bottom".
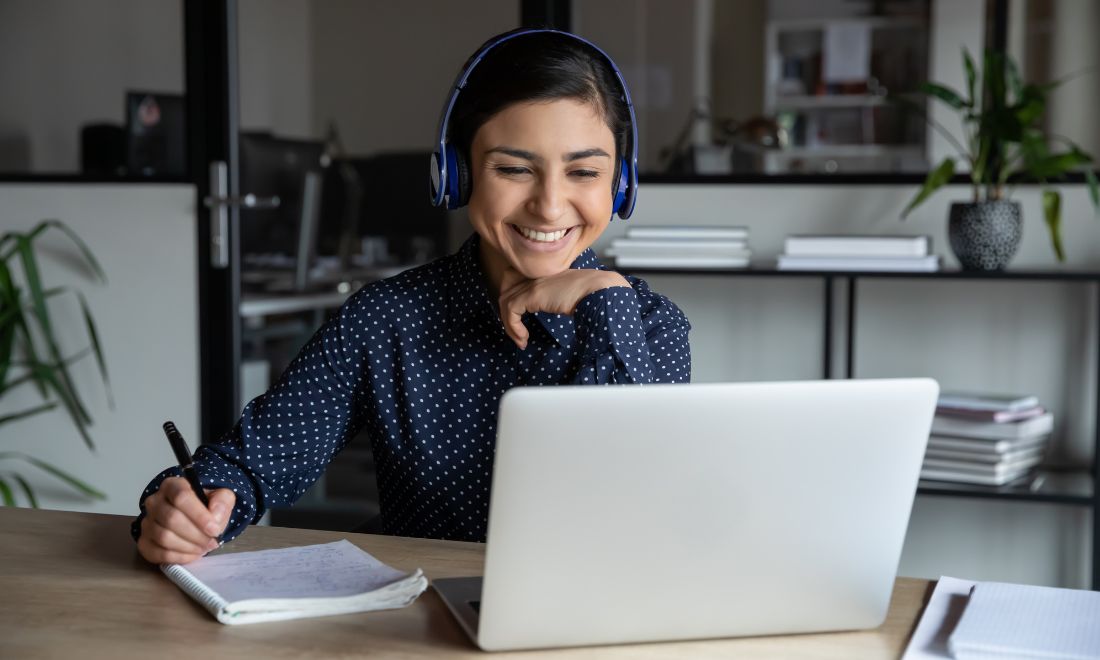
{"left": 605, "top": 225, "right": 751, "bottom": 269}
{"left": 921, "top": 391, "right": 1053, "bottom": 486}
{"left": 776, "top": 235, "right": 940, "bottom": 272}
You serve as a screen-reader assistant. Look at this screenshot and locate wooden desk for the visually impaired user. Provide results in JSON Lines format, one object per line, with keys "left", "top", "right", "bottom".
{"left": 0, "top": 507, "right": 931, "bottom": 658}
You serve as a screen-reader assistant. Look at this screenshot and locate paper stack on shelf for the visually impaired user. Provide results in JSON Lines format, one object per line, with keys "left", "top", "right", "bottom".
{"left": 605, "top": 225, "right": 751, "bottom": 269}
{"left": 777, "top": 234, "right": 940, "bottom": 271}
{"left": 921, "top": 391, "right": 1053, "bottom": 486}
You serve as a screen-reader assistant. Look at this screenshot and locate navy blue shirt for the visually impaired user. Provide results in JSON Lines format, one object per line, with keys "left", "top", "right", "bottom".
{"left": 133, "top": 233, "right": 691, "bottom": 543}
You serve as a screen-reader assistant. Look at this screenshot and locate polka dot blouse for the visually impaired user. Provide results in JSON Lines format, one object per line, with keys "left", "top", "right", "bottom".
{"left": 132, "top": 233, "right": 692, "bottom": 544}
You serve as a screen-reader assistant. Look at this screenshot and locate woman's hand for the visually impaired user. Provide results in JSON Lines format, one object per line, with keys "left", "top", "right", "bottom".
{"left": 136, "top": 477, "right": 236, "bottom": 564}
{"left": 499, "top": 270, "right": 629, "bottom": 349}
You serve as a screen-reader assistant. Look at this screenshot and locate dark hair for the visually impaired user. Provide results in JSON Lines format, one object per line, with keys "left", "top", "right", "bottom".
{"left": 448, "top": 31, "right": 632, "bottom": 176}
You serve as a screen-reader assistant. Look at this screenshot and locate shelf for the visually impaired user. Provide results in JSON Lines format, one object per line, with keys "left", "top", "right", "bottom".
{"left": 766, "top": 145, "right": 924, "bottom": 160}
{"left": 917, "top": 469, "right": 1094, "bottom": 506}
{"left": 768, "top": 16, "right": 927, "bottom": 32}
{"left": 618, "top": 266, "right": 1100, "bottom": 281}
{"left": 772, "top": 94, "right": 890, "bottom": 109}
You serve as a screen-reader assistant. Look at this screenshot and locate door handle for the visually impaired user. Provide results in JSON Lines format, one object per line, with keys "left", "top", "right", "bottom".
{"left": 204, "top": 161, "right": 280, "bottom": 268}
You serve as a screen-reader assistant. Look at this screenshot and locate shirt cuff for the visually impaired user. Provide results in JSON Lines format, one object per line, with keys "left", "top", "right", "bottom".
{"left": 573, "top": 285, "right": 649, "bottom": 364}
{"left": 130, "top": 452, "right": 260, "bottom": 544}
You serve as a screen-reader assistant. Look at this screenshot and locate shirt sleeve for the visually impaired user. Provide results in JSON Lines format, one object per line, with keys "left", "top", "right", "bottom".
{"left": 570, "top": 277, "right": 691, "bottom": 385}
{"left": 131, "top": 291, "right": 373, "bottom": 544}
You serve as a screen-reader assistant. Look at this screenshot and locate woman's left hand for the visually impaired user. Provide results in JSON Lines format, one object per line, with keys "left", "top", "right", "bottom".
{"left": 499, "top": 270, "right": 630, "bottom": 349}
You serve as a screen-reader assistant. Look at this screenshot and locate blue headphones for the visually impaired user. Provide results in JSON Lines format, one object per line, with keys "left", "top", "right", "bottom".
{"left": 429, "top": 28, "right": 638, "bottom": 220}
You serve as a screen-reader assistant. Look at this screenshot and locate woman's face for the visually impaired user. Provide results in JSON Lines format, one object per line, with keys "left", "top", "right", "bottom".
{"left": 467, "top": 98, "right": 617, "bottom": 284}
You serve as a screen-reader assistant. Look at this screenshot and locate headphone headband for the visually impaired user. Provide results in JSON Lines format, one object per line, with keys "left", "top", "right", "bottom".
{"left": 429, "top": 28, "right": 639, "bottom": 220}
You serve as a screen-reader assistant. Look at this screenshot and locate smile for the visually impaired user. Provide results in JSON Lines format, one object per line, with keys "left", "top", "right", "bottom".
{"left": 511, "top": 225, "right": 574, "bottom": 243}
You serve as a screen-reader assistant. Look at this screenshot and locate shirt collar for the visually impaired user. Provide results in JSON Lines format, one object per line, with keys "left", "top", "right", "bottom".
{"left": 446, "top": 233, "right": 606, "bottom": 347}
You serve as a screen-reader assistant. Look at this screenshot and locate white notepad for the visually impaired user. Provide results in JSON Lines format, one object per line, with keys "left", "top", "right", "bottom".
{"left": 161, "top": 539, "right": 428, "bottom": 625}
{"left": 949, "top": 581, "right": 1100, "bottom": 659}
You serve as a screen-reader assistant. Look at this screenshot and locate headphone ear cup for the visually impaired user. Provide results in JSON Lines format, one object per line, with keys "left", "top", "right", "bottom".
{"left": 454, "top": 147, "right": 472, "bottom": 208}
{"left": 612, "top": 156, "right": 628, "bottom": 217}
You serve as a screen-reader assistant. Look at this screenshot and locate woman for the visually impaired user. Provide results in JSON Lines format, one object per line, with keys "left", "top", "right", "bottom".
{"left": 134, "top": 28, "right": 691, "bottom": 564}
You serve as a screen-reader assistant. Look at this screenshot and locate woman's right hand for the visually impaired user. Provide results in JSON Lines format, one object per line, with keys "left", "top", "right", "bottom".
{"left": 136, "top": 476, "right": 236, "bottom": 564}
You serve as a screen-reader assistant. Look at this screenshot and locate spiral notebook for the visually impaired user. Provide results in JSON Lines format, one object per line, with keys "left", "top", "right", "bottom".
{"left": 161, "top": 539, "right": 428, "bottom": 625}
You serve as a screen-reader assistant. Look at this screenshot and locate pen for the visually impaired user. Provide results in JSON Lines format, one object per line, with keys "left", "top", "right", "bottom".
{"left": 162, "top": 420, "right": 210, "bottom": 508}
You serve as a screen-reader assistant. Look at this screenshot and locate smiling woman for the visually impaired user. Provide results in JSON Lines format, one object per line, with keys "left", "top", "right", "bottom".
{"left": 131, "top": 28, "right": 692, "bottom": 563}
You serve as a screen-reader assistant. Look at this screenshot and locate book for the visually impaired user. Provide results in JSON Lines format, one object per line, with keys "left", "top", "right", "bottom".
{"left": 626, "top": 226, "right": 748, "bottom": 241}
{"left": 924, "top": 445, "right": 1045, "bottom": 465}
{"left": 776, "top": 255, "right": 940, "bottom": 272}
{"left": 919, "top": 466, "right": 1035, "bottom": 486}
{"left": 937, "top": 391, "right": 1040, "bottom": 412}
{"left": 610, "top": 238, "right": 748, "bottom": 252}
{"left": 927, "top": 435, "right": 1049, "bottom": 455}
{"left": 948, "top": 581, "right": 1100, "bottom": 659}
{"left": 783, "top": 234, "right": 930, "bottom": 258}
{"left": 612, "top": 255, "right": 751, "bottom": 269}
{"left": 921, "top": 453, "right": 1043, "bottom": 475}
{"left": 161, "top": 539, "right": 428, "bottom": 625}
{"left": 606, "top": 246, "right": 752, "bottom": 260}
{"left": 934, "top": 405, "right": 1046, "bottom": 423}
{"left": 930, "top": 412, "right": 1053, "bottom": 440}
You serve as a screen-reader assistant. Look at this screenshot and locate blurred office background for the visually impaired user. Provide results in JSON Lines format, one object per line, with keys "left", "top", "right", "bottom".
{"left": 1, "top": 0, "right": 1098, "bottom": 589}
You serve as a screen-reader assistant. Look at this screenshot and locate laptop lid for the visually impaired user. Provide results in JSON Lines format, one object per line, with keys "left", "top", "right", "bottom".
{"left": 469, "top": 378, "right": 937, "bottom": 651}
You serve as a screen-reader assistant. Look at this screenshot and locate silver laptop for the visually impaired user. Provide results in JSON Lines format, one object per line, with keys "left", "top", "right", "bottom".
{"left": 434, "top": 378, "right": 938, "bottom": 651}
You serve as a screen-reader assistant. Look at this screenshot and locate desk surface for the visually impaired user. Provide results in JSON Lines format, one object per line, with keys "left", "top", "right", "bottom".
{"left": 0, "top": 507, "right": 931, "bottom": 659}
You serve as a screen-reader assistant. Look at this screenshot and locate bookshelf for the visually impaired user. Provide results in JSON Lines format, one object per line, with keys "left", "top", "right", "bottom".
{"left": 621, "top": 266, "right": 1100, "bottom": 590}
{"left": 762, "top": 14, "right": 930, "bottom": 174}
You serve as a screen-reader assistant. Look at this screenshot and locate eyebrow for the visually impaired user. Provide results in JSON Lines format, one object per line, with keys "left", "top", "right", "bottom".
{"left": 485, "top": 146, "right": 611, "bottom": 163}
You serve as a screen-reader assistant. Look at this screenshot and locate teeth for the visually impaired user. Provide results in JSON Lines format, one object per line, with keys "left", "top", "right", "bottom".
{"left": 517, "top": 226, "right": 568, "bottom": 242}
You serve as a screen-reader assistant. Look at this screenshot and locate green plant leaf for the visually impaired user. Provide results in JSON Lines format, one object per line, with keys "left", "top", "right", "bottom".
{"left": 0, "top": 401, "right": 58, "bottom": 426}
{"left": 32, "top": 365, "right": 96, "bottom": 450}
{"left": 75, "top": 291, "right": 113, "bottom": 408}
{"left": 0, "top": 451, "right": 105, "bottom": 499}
{"left": 27, "top": 220, "right": 107, "bottom": 284}
{"left": 902, "top": 158, "right": 956, "bottom": 219}
{"left": 920, "top": 82, "right": 969, "bottom": 110}
{"left": 1043, "top": 189, "right": 1065, "bottom": 262}
{"left": 11, "top": 473, "right": 38, "bottom": 508}
{"left": 1028, "top": 151, "right": 1092, "bottom": 179}
{"left": 962, "top": 48, "right": 977, "bottom": 107}
{"left": 1013, "top": 84, "right": 1047, "bottom": 127}
{"left": 0, "top": 476, "right": 14, "bottom": 506}
{"left": 1085, "top": 169, "right": 1100, "bottom": 214}
{"left": 15, "top": 235, "right": 91, "bottom": 425}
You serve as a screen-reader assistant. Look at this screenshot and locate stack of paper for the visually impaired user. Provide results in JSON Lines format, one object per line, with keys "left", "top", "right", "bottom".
{"left": 777, "top": 234, "right": 939, "bottom": 271}
{"left": 921, "top": 391, "right": 1051, "bottom": 486}
{"left": 605, "top": 225, "right": 751, "bottom": 269}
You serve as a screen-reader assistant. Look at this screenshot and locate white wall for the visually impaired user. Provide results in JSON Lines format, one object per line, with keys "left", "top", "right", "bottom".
{"left": 0, "top": 0, "right": 184, "bottom": 172}
{"left": 309, "top": 0, "right": 518, "bottom": 155}
{"left": 0, "top": 185, "right": 199, "bottom": 517}
{"left": 238, "top": 0, "right": 315, "bottom": 138}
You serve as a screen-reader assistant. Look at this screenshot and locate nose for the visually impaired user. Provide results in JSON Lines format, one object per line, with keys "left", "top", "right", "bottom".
{"left": 525, "top": 173, "right": 565, "bottom": 222}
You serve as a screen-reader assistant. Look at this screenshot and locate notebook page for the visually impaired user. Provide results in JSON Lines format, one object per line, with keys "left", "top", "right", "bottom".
{"left": 949, "top": 582, "right": 1100, "bottom": 659}
{"left": 181, "top": 539, "right": 410, "bottom": 603}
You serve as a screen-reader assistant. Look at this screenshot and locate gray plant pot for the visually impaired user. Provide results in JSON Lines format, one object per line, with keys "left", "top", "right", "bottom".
{"left": 948, "top": 200, "right": 1022, "bottom": 271}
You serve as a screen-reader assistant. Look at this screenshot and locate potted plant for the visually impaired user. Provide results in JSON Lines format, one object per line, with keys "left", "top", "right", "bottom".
{"left": 900, "top": 49, "right": 1100, "bottom": 269}
{"left": 1, "top": 220, "right": 108, "bottom": 506}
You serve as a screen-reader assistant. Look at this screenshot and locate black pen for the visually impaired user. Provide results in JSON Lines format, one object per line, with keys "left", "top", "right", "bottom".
{"left": 162, "top": 421, "right": 210, "bottom": 508}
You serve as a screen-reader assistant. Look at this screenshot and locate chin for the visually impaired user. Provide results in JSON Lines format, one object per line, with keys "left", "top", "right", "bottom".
{"left": 512, "top": 254, "right": 575, "bottom": 280}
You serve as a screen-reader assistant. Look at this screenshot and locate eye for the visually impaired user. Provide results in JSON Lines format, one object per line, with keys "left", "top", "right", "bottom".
{"left": 569, "top": 169, "right": 600, "bottom": 179}
{"left": 494, "top": 166, "right": 531, "bottom": 177}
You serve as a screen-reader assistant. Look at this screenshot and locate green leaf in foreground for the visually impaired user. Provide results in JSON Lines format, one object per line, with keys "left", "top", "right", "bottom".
{"left": 0, "top": 451, "right": 105, "bottom": 499}
{"left": 902, "top": 158, "right": 956, "bottom": 219}
{"left": 1042, "top": 189, "right": 1065, "bottom": 262}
